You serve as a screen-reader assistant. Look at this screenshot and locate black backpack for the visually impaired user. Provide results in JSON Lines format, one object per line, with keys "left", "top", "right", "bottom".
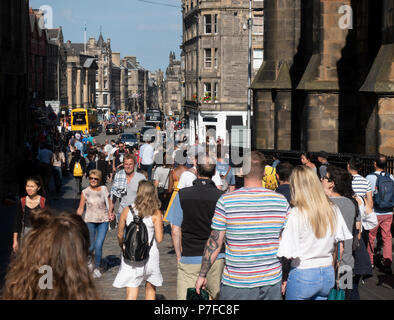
{"left": 122, "top": 205, "right": 154, "bottom": 262}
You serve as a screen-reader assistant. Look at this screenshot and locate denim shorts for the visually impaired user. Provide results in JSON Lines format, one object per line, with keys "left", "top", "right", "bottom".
{"left": 285, "top": 266, "right": 335, "bottom": 300}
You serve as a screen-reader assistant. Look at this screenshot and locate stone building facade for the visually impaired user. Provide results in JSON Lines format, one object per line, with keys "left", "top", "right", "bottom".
{"left": 46, "top": 27, "right": 68, "bottom": 106}
{"left": 0, "top": 0, "right": 30, "bottom": 197}
{"left": 252, "top": 0, "right": 394, "bottom": 156}
{"left": 163, "top": 52, "right": 182, "bottom": 116}
{"left": 29, "top": 9, "right": 47, "bottom": 108}
{"left": 112, "top": 52, "right": 129, "bottom": 112}
{"left": 65, "top": 41, "right": 98, "bottom": 110}
{"left": 182, "top": 0, "right": 264, "bottom": 144}
{"left": 121, "top": 56, "right": 149, "bottom": 113}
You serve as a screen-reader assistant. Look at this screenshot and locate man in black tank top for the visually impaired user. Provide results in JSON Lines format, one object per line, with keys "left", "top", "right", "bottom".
{"left": 166, "top": 154, "right": 225, "bottom": 300}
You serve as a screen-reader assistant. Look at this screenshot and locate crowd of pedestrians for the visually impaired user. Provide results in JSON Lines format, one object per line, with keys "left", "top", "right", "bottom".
{"left": 3, "top": 122, "right": 393, "bottom": 301}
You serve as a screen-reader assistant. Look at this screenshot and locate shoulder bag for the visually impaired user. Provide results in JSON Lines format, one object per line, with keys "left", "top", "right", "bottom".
{"left": 328, "top": 244, "right": 345, "bottom": 300}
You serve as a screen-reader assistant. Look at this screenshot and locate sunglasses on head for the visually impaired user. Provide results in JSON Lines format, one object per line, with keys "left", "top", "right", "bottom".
{"left": 89, "top": 177, "right": 100, "bottom": 181}
{"left": 322, "top": 175, "right": 333, "bottom": 182}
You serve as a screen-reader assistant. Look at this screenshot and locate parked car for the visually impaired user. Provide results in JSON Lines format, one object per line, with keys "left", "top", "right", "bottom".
{"left": 106, "top": 124, "right": 119, "bottom": 135}
{"left": 120, "top": 133, "right": 138, "bottom": 147}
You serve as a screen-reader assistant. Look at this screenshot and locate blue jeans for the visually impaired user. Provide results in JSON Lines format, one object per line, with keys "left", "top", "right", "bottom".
{"left": 53, "top": 166, "right": 62, "bottom": 193}
{"left": 140, "top": 164, "right": 153, "bottom": 180}
{"left": 87, "top": 222, "right": 109, "bottom": 269}
{"left": 285, "top": 266, "right": 335, "bottom": 300}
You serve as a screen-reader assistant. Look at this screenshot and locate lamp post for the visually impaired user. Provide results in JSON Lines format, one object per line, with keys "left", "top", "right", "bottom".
{"left": 247, "top": 0, "right": 252, "bottom": 149}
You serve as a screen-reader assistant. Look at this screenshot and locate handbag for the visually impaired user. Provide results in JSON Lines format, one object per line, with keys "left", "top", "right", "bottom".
{"left": 186, "top": 288, "right": 209, "bottom": 300}
{"left": 328, "top": 244, "right": 345, "bottom": 300}
{"left": 359, "top": 197, "right": 378, "bottom": 230}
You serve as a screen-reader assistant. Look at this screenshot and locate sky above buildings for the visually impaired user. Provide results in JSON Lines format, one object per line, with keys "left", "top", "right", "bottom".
{"left": 30, "top": 0, "right": 182, "bottom": 72}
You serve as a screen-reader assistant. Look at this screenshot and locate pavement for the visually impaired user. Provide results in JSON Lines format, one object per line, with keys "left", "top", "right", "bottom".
{"left": 0, "top": 127, "right": 393, "bottom": 300}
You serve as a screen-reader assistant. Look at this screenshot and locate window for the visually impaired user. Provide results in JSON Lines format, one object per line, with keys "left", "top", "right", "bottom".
{"left": 204, "top": 48, "right": 212, "bottom": 68}
{"left": 214, "top": 48, "right": 218, "bottom": 68}
{"left": 96, "top": 80, "right": 99, "bottom": 89}
{"left": 204, "top": 15, "right": 212, "bottom": 34}
{"left": 253, "top": 16, "right": 264, "bottom": 35}
{"left": 203, "top": 83, "right": 212, "bottom": 102}
{"left": 214, "top": 14, "right": 218, "bottom": 33}
{"left": 104, "top": 80, "right": 108, "bottom": 89}
{"left": 104, "top": 55, "right": 108, "bottom": 62}
{"left": 253, "top": 49, "right": 264, "bottom": 70}
{"left": 103, "top": 94, "right": 108, "bottom": 105}
{"left": 213, "top": 83, "right": 218, "bottom": 101}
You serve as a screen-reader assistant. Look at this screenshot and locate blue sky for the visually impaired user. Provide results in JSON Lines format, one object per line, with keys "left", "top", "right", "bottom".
{"left": 30, "top": 0, "right": 182, "bottom": 71}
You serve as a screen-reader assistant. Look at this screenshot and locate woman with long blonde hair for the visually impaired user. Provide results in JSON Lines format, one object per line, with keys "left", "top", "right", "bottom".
{"left": 113, "top": 180, "right": 163, "bottom": 300}
{"left": 277, "top": 165, "right": 353, "bottom": 300}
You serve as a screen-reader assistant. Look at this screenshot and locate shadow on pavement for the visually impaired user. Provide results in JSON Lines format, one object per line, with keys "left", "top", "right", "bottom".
{"left": 101, "top": 255, "right": 121, "bottom": 272}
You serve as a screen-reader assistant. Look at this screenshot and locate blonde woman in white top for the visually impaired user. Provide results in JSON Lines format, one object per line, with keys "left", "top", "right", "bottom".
{"left": 277, "top": 165, "right": 353, "bottom": 300}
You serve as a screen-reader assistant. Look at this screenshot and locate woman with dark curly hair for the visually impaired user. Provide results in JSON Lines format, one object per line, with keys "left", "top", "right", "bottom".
{"left": 113, "top": 180, "right": 163, "bottom": 300}
{"left": 3, "top": 211, "right": 100, "bottom": 300}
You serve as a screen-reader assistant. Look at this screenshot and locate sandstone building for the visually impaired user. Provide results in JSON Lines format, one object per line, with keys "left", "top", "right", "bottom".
{"left": 0, "top": 0, "right": 30, "bottom": 197}
{"left": 163, "top": 52, "right": 182, "bottom": 116}
{"left": 252, "top": 0, "right": 394, "bottom": 156}
{"left": 65, "top": 41, "right": 98, "bottom": 110}
{"left": 181, "top": 0, "right": 264, "bottom": 144}
{"left": 121, "top": 56, "right": 149, "bottom": 114}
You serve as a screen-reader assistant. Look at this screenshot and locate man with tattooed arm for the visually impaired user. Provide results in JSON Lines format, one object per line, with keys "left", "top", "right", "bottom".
{"left": 196, "top": 151, "right": 290, "bottom": 300}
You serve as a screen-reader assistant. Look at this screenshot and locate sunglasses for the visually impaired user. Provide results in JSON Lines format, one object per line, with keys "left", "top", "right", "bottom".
{"left": 89, "top": 177, "right": 100, "bottom": 181}
{"left": 322, "top": 175, "right": 333, "bottom": 182}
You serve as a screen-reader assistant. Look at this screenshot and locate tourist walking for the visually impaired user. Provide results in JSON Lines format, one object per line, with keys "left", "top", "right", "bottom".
{"left": 77, "top": 169, "right": 115, "bottom": 279}
{"left": 69, "top": 150, "right": 87, "bottom": 196}
{"left": 153, "top": 153, "right": 172, "bottom": 211}
{"left": 347, "top": 157, "right": 373, "bottom": 209}
{"left": 110, "top": 154, "right": 146, "bottom": 225}
{"left": 322, "top": 165, "right": 372, "bottom": 300}
{"left": 317, "top": 151, "right": 330, "bottom": 179}
{"left": 36, "top": 144, "right": 53, "bottom": 194}
{"left": 195, "top": 151, "right": 289, "bottom": 300}
{"left": 113, "top": 180, "right": 163, "bottom": 300}
{"left": 365, "top": 154, "right": 394, "bottom": 274}
{"left": 300, "top": 152, "right": 317, "bottom": 175}
{"left": 51, "top": 146, "right": 66, "bottom": 195}
{"left": 167, "top": 154, "right": 225, "bottom": 300}
{"left": 163, "top": 164, "right": 188, "bottom": 221}
{"left": 4, "top": 211, "right": 101, "bottom": 300}
{"left": 275, "top": 162, "right": 294, "bottom": 204}
{"left": 277, "top": 165, "right": 353, "bottom": 300}
{"left": 12, "top": 176, "right": 46, "bottom": 253}
{"left": 139, "top": 137, "right": 155, "bottom": 180}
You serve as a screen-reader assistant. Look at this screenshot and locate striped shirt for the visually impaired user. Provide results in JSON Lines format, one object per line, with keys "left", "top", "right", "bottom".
{"left": 352, "top": 174, "right": 372, "bottom": 198}
{"left": 212, "top": 187, "right": 289, "bottom": 288}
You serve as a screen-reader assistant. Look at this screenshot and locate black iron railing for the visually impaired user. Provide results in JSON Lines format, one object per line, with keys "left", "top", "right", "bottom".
{"left": 257, "top": 149, "right": 394, "bottom": 177}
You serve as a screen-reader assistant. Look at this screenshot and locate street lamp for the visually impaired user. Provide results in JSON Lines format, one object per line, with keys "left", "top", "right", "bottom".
{"left": 247, "top": 0, "right": 252, "bottom": 149}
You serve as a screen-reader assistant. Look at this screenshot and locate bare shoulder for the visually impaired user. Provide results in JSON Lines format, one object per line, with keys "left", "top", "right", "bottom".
{"left": 152, "top": 210, "right": 163, "bottom": 222}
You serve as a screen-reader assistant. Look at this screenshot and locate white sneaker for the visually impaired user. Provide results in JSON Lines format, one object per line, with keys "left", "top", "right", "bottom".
{"left": 88, "top": 262, "right": 93, "bottom": 272}
{"left": 92, "top": 268, "right": 102, "bottom": 279}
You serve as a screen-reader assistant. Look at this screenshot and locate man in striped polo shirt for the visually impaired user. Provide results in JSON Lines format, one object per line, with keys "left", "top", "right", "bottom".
{"left": 347, "top": 157, "right": 373, "bottom": 208}
{"left": 195, "top": 151, "right": 290, "bottom": 300}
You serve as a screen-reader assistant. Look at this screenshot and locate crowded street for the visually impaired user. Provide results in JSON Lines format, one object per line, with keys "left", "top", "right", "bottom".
{"left": 1, "top": 0, "right": 394, "bottom": 306}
